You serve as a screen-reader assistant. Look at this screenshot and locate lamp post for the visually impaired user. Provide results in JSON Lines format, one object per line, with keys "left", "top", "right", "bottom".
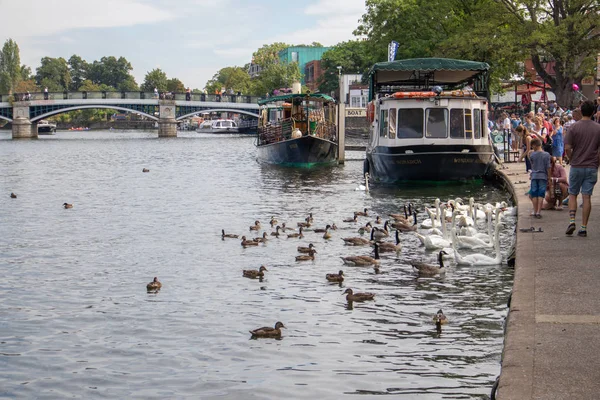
{"left": 337, "top": 66, "right": 343, "bottom": 103}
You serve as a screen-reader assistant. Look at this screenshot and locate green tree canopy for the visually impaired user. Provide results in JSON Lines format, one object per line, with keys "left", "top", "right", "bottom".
{"left": 251, "top": 62, "right": 302, "bottom": 96}
{"left": 68, "top": 55, "right": 89, "bottom": 91}
{"left": 205, "top": 66, "right": 251, "bottom": 94}
{"left": 166, "top": 77, "right": 185, "bottom": 92}
{"left": 0, "top": 38, "right": 22, "bottom": 94}
{"left": 252, "top": 42, "right": 290, "bottom": 67}
{"left": 35, "top": 57, "right": 70, "bottom": 91}
{"left": 318, "top": 40, "right": 375, "bottom": 94}
{"left": 87, "top": 56, "right": 138, "bottom": 91}
{"left": 141, "top": 68, "right": 168, "bottom": 91}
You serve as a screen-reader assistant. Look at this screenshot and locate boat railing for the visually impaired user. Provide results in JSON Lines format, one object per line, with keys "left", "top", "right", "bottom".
{"left": 258, "top": 118, "right": 294, "bottom": 144}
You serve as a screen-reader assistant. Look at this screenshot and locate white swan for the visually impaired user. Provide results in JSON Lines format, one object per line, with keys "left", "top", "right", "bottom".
{"left": 452, "top": 221, "right": 503, "bottom": 266}
{"left": 420, "top": 199, "right": 441, "bottom": 229}
{"left": 355, "top": 172, "right": 370, "bottom": 191}
{"left": 415, "top": 217, "right": 451, "bottom": 250}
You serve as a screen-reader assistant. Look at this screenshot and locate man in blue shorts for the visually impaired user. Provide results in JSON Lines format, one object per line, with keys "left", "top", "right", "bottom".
{"left": 564, "top": 100, "right": 600, "bottom": 236}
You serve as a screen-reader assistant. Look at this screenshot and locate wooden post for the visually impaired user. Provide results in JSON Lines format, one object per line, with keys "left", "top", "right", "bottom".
{"left": 338, "top": 103, "right": 346, "bottom": 164}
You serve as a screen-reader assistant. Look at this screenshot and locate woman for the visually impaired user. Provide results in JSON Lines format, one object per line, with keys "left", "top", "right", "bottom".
{"left": 550, "top": 117, "right": 564, "bottom": 166}
{"left": 542, "top": 157, "right": 569, "bottom": 210}
{"left": 516, "top": 124, "right": 532, "bottom": 172}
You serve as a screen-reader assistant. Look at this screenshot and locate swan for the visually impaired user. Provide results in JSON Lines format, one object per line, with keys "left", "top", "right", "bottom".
{"left": 415, "top": 220, "right": 451, "bottom": 250}
{"left": 420, "top": 199, "right": 441, "bottom": 229}
{"left": 452, "top": 221, "right": 503, "bottom": 266}
{"left": 355, "top": 172, "right": 370, "bottom": 191}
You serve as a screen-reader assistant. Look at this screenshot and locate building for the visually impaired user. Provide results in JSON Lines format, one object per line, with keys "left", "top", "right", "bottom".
{"left": 304, "top": 60, "right": 324, "bottom": 93}
{"left": 278, "top": 46, "right": 331, "bottom": 84}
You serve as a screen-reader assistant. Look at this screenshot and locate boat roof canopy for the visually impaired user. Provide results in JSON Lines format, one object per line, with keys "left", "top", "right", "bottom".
{"left": 368, "top": 58, "right": 489, "bottom": 100}
{"left": 258, "top": 93, "right": 335, "bottom": 106}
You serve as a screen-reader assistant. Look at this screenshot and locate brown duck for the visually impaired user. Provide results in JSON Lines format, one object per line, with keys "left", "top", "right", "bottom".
{"left": 411, "top": 250, "right": 447, "bottom": 276}
{"left": 326, "top": 270, "right": 344, "bottom": 283}
{"left": 147, "top": 277, "right": 162, "bottom": 292}
{"left": 287, "top": 226, "right": 304, "bottom": 239}
{"left": 343, "top": 214, "right": 358, "bottom": 223}
{"left": 295, "top": 248, "right": 316, "bottom": 261}
{"left": 10, "top": 192, "right": 17, "bottom": 199}
{"left": 249, "top": 220, "right": 261, "bottom": 231}
{"left": 355, "top": 207, "right": 368, "bottom": 216}
{"left": 297, "top": 243, "right": 315, "bottom": 253}
{"left": 243, "top": 266, "right": 267, "bottom": 279}
{"left": 340, "top": 243, "right": 380, "bottom": 266}
{"left": 270, "top": 226, "right": 281, "bottom": 237}
{"left": 313, "top": 224, "right": 331, "bottom": 233}
{"left": 341, "top": 236, "right": 370, "bottom": 246}
{"left": 249, "top": 321, "right": 285, "bottom": 338}
{"left": 253, "top": 232, "right": 268, "bottom": 243}
{"left": 63, "top": 203, "right": 73, "bottom": 209}
{"left": 241, "top": 236, "right": 260, "bottom": 247}
{"left": 343, "top": 288, "right": 375, "bottom": 302}
{"left": 377, "top": 230, "right": 402, "bottom": 253}
{"left": 142, "top": 168, "right": 150, "bottom": 172}
{"left": 222, "top": 229, "right": 239, "bottom": 239}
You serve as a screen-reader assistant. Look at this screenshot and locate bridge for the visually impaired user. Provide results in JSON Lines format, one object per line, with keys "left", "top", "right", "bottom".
{"left": 0, "top": 91, "right": 261, "bottom": 138}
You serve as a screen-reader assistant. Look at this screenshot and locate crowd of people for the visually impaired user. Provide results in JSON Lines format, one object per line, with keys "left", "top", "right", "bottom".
{"left": 501, "top": 98, "right": 600, "bottom": 237}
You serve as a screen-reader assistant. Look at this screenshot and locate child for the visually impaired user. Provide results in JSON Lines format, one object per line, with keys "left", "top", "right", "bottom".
{"left": 529, "top": 138, "right": 552, "bottom": 218}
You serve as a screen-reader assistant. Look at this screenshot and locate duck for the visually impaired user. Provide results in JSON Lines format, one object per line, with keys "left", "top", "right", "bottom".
{"left": 269, "top": 216, "right": 278, "bottom": 227}
{"left": 249, "top": 220, "right": 261, "bottom": 231}
{"left": 10, "top": 192, "right": 17, "bottom": 199}
{"left": 370, "top": 222, "right": 390, "bottom": 241}
{"left": 326, "top": 270, "right": 344, "bottom": 283}
{"left": 340, "top": 243, "right": 380, "bottom": 266}
{"left": 374, "top": 215, "right": 382, "bottom": 224}
{"left": 330, "top": 223, "right": 338, "bottom": 230}
{"left": 280, "top": 222, "right": 290, "bottom": 232}
{"left": 390, "top": 211, "right": 418, "bottom": 232}
{"left": 142, "top": 168, "right": 150, "bottom": 172}
{"left": 389, "top": 204, "right": 410, "bottom": 222}
{"left": 452, "top": 221, "right": 503, "bottom": 266}
{"left": 249, "top": 321, "right": 285, "bottom": 338}
{"left": 270, "top": 225, "right": 281, "bottom": 237}
{"left": 297, "top": 243, "right": 315, "bottom": 253}
{"left": 377, "top": 230, "right": 402, "bottom": 253}
{"left": 221, "top": 229, "right": 239, "bottom": 239}
{"left": 253, "top": 232, "right": 268, "bottom": 243}
{"left": 322, "top": 227, "right": 332, "bottom": 240}
{"left": 287, "top": 226, "right": 304, "bottom": 239}
{"left": 146, "top": 277, "right": 162, "bottom": 292}
{"left": 357, "top": 222, "right": 373, "bottom": 235}
{"left": 295, "top": 248, "right": 316, "bottom": 261}
{"left": 307, "top": 212, "right": 314, "bottom": 223}
{"left": 411, "top": 250, "right": 448, "bottom": 276}
{"left": 343, "top": 288, "right": 375, "bottom": 302}
{"left": 240, "top": 236, "right": 259, "bottom": 247}
{"left": 433, "top": 309, "right": 448, "bottom": 325}
{"left": 297, "top": 217, "right": 312, "bottom": 228}
{"left": 313, "top": 224, "right": 331, "bottom": 233}
{"left": 341, "top": 236, "right": 371, "bottom": 246}
{"left": 355, "top": 207, "right": 368, "bottom": 217}
{"left": 343, "top": 214, "right": 358, "bottom": 223}
{"left": 243, "top": 266, "right": 267, "bottom": 279}
{"left": 63, "top": 203, "right": 73, "bottom": 209}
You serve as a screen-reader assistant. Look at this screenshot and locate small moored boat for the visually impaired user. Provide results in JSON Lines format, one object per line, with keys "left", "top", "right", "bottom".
{"left": 364, "top": 58, "right": 497, "bottom": 182}
{"left": 37, "top": 120, "right": 57, "bottom": 134}
{"left": 256, "top": 93, "right": 338, "bottom": 167}
{"left": 196, "top": 119, "right": 239, "bottom": 134}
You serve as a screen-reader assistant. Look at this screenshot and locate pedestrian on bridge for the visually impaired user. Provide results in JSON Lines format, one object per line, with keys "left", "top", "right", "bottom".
{"left": 44, "top": 87, "right": 48, "bottom": 100}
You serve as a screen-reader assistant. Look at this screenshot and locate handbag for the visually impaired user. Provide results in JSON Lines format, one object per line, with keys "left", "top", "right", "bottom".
{"left": 553, "top": 180, "right": 562, "bottom": 198}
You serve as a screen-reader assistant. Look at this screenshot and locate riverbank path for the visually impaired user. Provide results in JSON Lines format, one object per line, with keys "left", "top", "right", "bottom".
{"left": 498, "top": 161, "right": 600, "bottom": 399}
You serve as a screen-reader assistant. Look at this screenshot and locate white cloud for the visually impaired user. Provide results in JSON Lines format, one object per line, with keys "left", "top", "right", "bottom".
{"left": 305, "top": 0, "right": 366, "bottom": 16}
{"left": 0, "top": 0, "right": 173, "bottom": 38}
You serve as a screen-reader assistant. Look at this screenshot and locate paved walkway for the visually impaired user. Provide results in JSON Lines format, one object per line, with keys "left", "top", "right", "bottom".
{"left": 497, "top": 161, "right": 600, "bottom": 400}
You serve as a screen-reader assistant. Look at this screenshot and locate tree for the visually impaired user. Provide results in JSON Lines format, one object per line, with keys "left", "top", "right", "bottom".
{"left": 493, "top": 0, "right": 600, "bottom": 107}
{"left": 166, "top": 77, "right": 185, "bottom": 92}
{"left": 204, "top": 66, "right": 251, "bottom": 94}
{"left": 20, "top": 65, "right": 32, "bottom": 81}
{"left": 87, "top": 56, "right": 137, "bottom": 91}
{"left": 35, "top": 57, "right": 70, "bottom": 91}
{"left": 252, "top": 42, "right": 290, "bottom": 67}
{"left": 14, "top": 79, "right": 38, "bottom": 93}
{"left": 0, "top": 38, "right": 22, "bottom": 94}
{"left": 318, "top": 40, "right": 375, "bottom": 94}
{"left": 251, "top": 62, "right": 302, "bottom": 96}
{"left": 141, "top": 68, "right": 168, "bottom": 91}
{"left": 68, "top": 55, "right": 89, "bottom": 90}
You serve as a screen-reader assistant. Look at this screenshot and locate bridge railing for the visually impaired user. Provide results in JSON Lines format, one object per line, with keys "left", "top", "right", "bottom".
{"left": 1, "top": 91, "right": 262, "bottom": 104}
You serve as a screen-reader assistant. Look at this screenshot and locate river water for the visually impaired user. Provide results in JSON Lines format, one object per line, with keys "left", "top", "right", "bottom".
{"left": 0, "top": 130, "right": 514, "bottom": 399}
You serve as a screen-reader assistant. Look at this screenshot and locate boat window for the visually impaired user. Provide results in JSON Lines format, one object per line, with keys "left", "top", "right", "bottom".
{"left": 389, "top": 108, "right": 396, "bottom": 139}
{"left": 426, "top": 108, "right": 447, "bottom": 138}
{"left": 223, "top": 121, "right": 231, "bottom": 128}
{"left": 450, "top": 108, "right": 465, "bottom": 138}
{"left": 380, "top": 109, "right": 388, "bottom": 137}
{"left": 480, "top": 110, "right": 487, "bottom": 139}
{"left": 473, "top": 111, "right": 481, "bottom": 138}
{"left": 397, "top": 108, "right": 423, "bottom": 138}
{"left": 465, "top": 110, "right": 473, "bottom": 138}
{"left": 215, "top": 121, "right": 221, "bottom": 128}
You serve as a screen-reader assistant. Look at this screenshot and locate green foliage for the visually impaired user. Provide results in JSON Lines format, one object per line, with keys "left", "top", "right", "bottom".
{"left": 141, "top": 68, "right": 168, "bottom": 92}
{"left": 14, "top": 79, "right": 38, "bottom": 93}
{"left": 205, "top": 66, "right": 251, "bottom": 94}
{"left": 318, "top": 40, "right": 375, "bottom": 94}
{"left": 87, "top": 56, "right": 138, "bottom": 91}
{"left": 68, "top": 55, "right": 88, "bottom": 91}
{"left": 35, "top": 57, "right": 70, "bottom": 91}
{"left": 0, "top": 38, "right": 22, "bottom": 93}
{"left": 251, "top": 62, "right": 302, "bottom": 96}
{"left": 252, "top": 42, "right": 290, "bottom": 67}
{"left": 166, "top": 77, "right": 185, "bottom": 92}
{"left": 20, "top": 65, "right": 32, "bottom": 81}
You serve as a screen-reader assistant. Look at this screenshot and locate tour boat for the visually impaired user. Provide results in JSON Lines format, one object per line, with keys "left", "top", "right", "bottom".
{"left": 37, "top": 120, "right": 57, "bottom": 134}
{"left": 256, "top": 93, "right": 338, "bottom": 167}
{"left": 364, "top": 58, "right": 497, "bottom": 182}
{"left": 196, "top": 119, "right": 239, "bottom": 134}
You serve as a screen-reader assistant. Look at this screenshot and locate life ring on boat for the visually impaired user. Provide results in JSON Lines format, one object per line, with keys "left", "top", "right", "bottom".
{"left": 366, "top": 101, "right": 375, "bottom": 123}
{"left": 440, "top": 90, "right": 478, "bottom": 98}
{"left": 392, "top": 91, "right": 437, "bottom": 99}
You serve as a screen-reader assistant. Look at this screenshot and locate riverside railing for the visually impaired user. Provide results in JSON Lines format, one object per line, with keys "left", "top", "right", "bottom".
{"left": 1, "top": 91, "right": 262, "bottom": 104}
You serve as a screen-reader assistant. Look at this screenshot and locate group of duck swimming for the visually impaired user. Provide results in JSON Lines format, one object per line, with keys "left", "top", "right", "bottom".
{"left": 221, "top": 202, "right": 505, "bottom": 338}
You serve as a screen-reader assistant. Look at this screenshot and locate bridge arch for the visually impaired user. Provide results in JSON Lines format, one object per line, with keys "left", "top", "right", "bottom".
{"left": 0, "top": 115, "right": 12, "bottom": 122}
{"left": 176, "top": 108, "right": 259, "bottom": 121}
{"left": 31, "top": 105, "right": 158, "bottom": 122}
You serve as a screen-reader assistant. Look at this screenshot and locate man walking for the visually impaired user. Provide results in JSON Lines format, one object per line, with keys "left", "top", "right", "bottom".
{"left": 564, "top": 100, "right": 600, "bottom": 237}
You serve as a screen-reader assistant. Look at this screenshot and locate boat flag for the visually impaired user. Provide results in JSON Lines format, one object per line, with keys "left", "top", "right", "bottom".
{"left": 388, "top": 41, "right": 399, "bottom": 62}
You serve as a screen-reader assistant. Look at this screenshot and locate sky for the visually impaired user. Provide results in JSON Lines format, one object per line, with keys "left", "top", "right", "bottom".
{"left": 0, "top": 0, "right": 367, "bottom": 90}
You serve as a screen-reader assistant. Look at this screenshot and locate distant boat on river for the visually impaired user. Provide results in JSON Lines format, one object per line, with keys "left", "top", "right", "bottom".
{"left": 37, "top": 120, "right": 56, "bottom": 134}
{"left": 196, "top": 119, "right": 239, "bottom": 134}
